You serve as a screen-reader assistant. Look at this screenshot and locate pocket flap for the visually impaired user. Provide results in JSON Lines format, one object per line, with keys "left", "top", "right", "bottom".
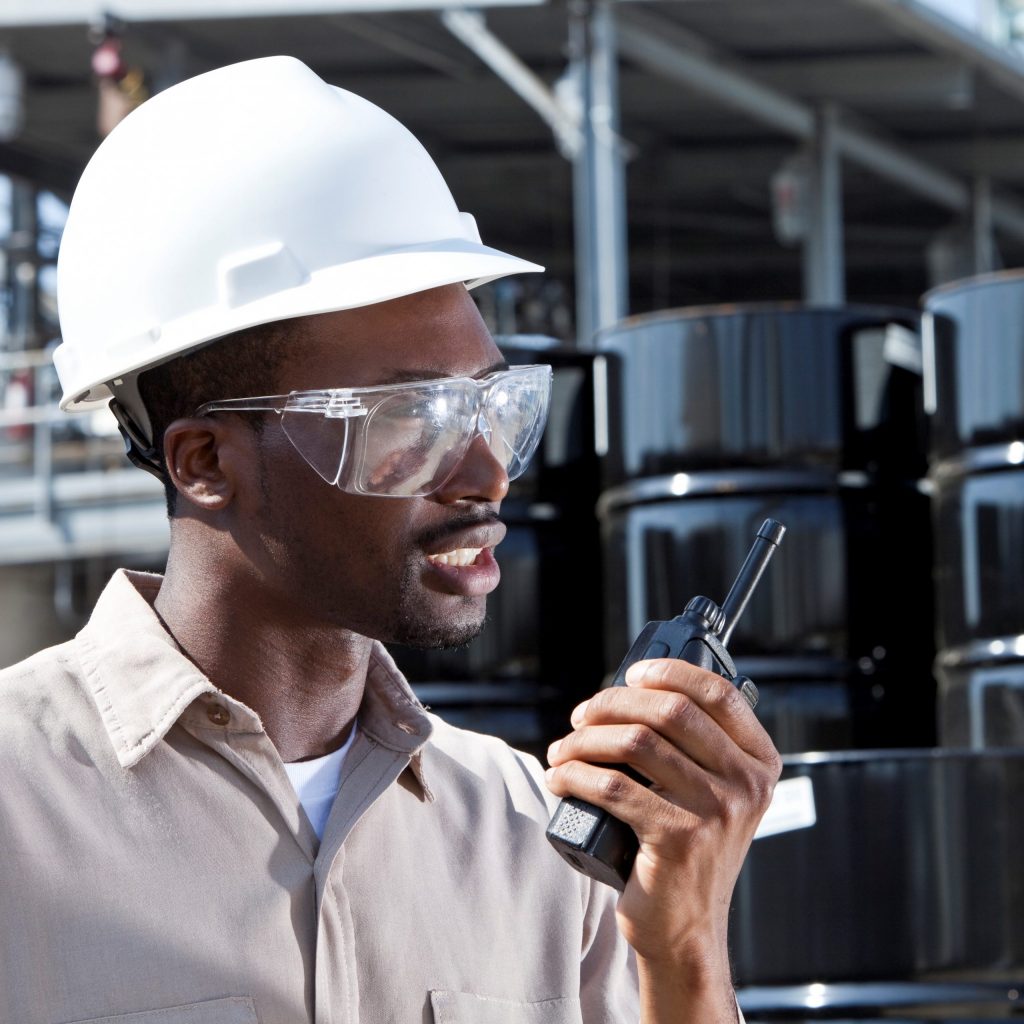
{"left": 430, "top": 990, "right": 581, "bottom": 1024}
{"left": 67, "top": 997, "right": 259, "bottom": 1024}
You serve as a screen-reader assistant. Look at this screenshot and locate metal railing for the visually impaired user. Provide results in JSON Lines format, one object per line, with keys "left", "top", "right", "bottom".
{"left": 0, "top": 348, "right": 168, "bottom": 565}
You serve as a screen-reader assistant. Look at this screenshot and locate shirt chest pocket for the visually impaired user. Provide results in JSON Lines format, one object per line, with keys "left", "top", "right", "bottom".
{"left": 65, "top": 997, "right": 259, "bottom": 1024}
{"left": 429, "top": 990, "right": 582, "bottom": 1024}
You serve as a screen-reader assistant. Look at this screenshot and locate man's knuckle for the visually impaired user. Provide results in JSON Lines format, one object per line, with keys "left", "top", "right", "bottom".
{"left": 599, "top": 770, "right": 629, "bottom": 801}
{"left": 662, "top": 692, "right": 695, "bottom": 728}
{"left": 745, "top": 766, "right": 777, "bottom": 811}
{"left": 624, "top": 723, "right": 655, "bottom": 757}
{"left": 716, "top": 791, "right": 739, "bottom": 827}
{"left": 714, "top": 681, "right": 744, "bottom": 716}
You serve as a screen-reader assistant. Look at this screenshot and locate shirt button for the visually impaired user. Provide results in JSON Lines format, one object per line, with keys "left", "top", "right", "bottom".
{"left": 206, "top": 704, "right": 230, "bottom": 726}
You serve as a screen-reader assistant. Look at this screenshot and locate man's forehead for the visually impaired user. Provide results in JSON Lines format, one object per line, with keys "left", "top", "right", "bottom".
{"left": 283, "top": 286, "right": 503, "bottom": 389}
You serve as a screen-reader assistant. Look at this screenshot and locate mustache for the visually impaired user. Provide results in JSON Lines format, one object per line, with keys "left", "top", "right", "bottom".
{"left": 415, "top": 509, "right": 503, "bottom": 550}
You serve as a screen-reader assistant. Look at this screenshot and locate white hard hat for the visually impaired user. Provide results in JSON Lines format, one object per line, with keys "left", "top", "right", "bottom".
{"left": 54, "top": 55, "right": 542, "bottom": 441}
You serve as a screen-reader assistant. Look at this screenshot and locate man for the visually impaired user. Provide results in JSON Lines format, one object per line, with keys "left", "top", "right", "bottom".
{"left": 0, "top": 57, "right": 780, "bottom": 1022}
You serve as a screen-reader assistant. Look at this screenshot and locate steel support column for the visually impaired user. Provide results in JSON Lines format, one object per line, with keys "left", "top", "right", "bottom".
{"left": 8, "top": 176, "right": 38, "bottom": 350}
{"left": 972, "top": 175, "right": 996, "bottom": 274}
{"left": 569, "top": 0, "right": 627, "bottom": 346}
{"left": 804, "top": 105, "right": 845, "bottom": 304}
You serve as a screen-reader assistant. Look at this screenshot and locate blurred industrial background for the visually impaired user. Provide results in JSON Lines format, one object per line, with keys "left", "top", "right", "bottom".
{"left": 2, "top": 0, "right": 1024, "bottom": 1019}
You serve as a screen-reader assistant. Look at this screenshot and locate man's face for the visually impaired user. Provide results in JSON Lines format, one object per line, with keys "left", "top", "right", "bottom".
{"left": 235, "top": 284, "right": 513, "bottom": 649}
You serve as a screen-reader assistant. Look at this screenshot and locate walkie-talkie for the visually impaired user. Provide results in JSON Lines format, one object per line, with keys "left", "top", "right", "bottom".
{"left": 545, "top": 518, "right": 786, "bottom": 890}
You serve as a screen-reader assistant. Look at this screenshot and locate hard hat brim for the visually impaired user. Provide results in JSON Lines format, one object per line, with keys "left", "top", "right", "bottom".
{"left": 57, "top": 243, "right": 543, "bottom": 412}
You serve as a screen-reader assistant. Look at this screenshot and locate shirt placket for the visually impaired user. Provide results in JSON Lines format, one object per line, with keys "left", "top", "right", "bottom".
{"left": 311, "top": 731, "right": 423, "bottom": 1024}
{"left": 182, "top": 693, "right": 428, "bottom": 1024}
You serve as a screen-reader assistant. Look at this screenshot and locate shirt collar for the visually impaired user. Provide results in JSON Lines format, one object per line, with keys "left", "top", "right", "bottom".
{"left": 75, "top": 569, "right": 435, "bottom": 789}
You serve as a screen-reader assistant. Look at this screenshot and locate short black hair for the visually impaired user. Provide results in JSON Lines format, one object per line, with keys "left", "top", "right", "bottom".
{"left": 137, "top": 319, "right": 298, "bottom": 516}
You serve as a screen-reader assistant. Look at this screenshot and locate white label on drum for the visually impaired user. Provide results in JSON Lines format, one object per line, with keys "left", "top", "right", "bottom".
{"left": 753, "top": 776, "right": 816, "bottom": 839}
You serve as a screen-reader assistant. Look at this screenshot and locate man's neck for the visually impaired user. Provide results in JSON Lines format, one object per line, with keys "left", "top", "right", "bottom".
{"left": 153, "top": 562, "right": 371, "bottom": 763}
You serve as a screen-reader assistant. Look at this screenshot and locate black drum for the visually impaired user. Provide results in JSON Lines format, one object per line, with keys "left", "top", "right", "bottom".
{"left": 599, "top": 472, "right": 932, "bottom": 664}
{"left": 731, "top": 750, "right": 1024, "bottom": 985}
{"left": 935, "top": 644, "right": 1024, "bottom": 748}
{"left": 740, "top": 979, "right": 1023, "bottom": 1021}
{"left": 924, "top": 271, "right": 1024, "bottom": 461}
{"left": 496, "top": 335, "right": 611, "bottom": 510}
{"left": 595, "top": 305, "right": 925, "bottom": 484}
{"left": 931, "top": 449, "right": 1024, "bottom": 649}
{"left": 752, "top": 681, "right": 852, "bottom": 754}
{"left": 407, "top": 682, "right": 559, "bottom": 759}
{"left": 598, "top": 472, "right": 936, "bottom": 748}
{"left": 735, "top": 659, "right": 854, "bottom": 754}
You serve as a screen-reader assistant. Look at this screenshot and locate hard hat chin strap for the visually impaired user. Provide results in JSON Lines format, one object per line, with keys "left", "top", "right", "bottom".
{"left": 109, "top": 399, "right": 165, "bottom": 480}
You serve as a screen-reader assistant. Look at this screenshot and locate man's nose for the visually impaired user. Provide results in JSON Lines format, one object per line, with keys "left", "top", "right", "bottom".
{"left": 431, "top": 432, "right": 509, "bottom": 504}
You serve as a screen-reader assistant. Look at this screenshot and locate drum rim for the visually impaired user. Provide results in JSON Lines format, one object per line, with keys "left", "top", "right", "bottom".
{"left": 930, "top": 442, "right": 1024, "bottom": 482}
{"left": 594, "top": 302, "right": 917, "bottom": 341}
{"left": 596, "top": 469, "right": 871, "bottom": 518}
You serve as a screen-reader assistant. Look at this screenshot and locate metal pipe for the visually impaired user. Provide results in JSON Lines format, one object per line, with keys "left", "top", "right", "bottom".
{"left": 972, "top": 175, "right": 996, "bottom": 274}
{"left": 616, "top": 9, "right": 1024, "bottom": 242}
{"left": 588, "top": 0, "right": 627, "bottom": 340}
{"left": 0, "top": 0, "right": 546, "bottom": 26}
{"left": 569, "top": 3, "right": 594, "bottom": 348}
{"left": 617, "top": 15, "right": 813, "bottom": 138}
{"left": 32, "top": 370, "right": 56, "bottom": 525}
{"left": 8, "top": 176, "right": 38, "bottom": 350}
{"left": 849, "top": 0, "right": 1024, "bottom": 108}
{"left": 804, "top": 104, "right": 845, "bottom": 304}
{"left": 569, "top": 0, "right": 628, "bottom": 346}
{"left": 836, "top": 118, "right": 967, "bottom": 210}
{"left": 441, "top": 9, "right": 582, "bottom": 157}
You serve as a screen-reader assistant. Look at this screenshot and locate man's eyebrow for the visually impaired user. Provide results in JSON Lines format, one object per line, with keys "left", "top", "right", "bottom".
{"left": 377, "top": 361, "right": 509, "bottom": 385}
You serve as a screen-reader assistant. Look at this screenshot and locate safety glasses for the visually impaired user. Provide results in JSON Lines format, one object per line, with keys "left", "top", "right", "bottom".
{"left": 195, "top": 364, "right": 552, "bottom": 497}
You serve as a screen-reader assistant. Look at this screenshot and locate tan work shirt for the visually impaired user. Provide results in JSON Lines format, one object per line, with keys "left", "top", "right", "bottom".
{"left": 0, "top": 571, "right": 639, "bottom": 1024}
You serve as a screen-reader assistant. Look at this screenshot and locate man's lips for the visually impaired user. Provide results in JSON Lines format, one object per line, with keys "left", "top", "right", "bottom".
{"left": 420, "top": 520, "right": 506, "bottom": 596}
{"left": 421, "top": 521, "right": 507, "bottom": 562}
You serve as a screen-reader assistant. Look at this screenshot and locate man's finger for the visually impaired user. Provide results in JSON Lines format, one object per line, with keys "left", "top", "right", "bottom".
{"left": 621, "top": 658, "right": 778, "bottom": 764}
{"left": 544, "top": 759, "right": 704, "bottom": 842}
{"left": 561, "top": 689, "right": 745, "bottom": 778}
{"left": 548, "top": 722, "right": 724, "bottom": 810}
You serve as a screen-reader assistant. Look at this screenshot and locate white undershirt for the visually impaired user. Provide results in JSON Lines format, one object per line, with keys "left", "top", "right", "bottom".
{"left": 283, "top": 724, "right": 358, "bottom": 840}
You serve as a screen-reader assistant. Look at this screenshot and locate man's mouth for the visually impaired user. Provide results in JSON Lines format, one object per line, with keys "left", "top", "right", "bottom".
{"left": 420, "top": 519, "right": 505, "bottom": 596}
{"left": 426, "top": 548, "right": 485, "bottom": 567}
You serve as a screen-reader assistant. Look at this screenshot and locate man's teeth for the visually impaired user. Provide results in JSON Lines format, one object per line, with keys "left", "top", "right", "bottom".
{"left": 427, "top": 547, "right": 483, "bottom": 567}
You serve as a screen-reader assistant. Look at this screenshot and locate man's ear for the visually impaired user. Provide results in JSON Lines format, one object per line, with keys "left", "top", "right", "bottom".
{"left": 163, "top": 418, "right": 242, "bottom": 512}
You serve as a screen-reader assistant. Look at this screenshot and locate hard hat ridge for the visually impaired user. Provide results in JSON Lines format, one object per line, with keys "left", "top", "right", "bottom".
{"left": 54, "top": 55, "right": 542, "bottom": 438}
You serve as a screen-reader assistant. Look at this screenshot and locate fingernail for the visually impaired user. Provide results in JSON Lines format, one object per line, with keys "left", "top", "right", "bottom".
{"left": 624, "top": 662, "right": 645, "bottom": 686}
{"left": 544, "top": 767, "right": 556, "bottom": 784}
{"left": 546, "top": 739, "right": 561, "bottom": 763}
{"left": 570, "top": 700, "right": 589, "bottom": 727}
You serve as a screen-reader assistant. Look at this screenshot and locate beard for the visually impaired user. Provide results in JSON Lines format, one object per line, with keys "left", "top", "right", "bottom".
{"left": 382, "top": 556, "right": 488, "bottom": 650}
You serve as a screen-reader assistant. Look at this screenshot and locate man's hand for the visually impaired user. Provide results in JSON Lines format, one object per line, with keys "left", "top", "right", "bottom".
{"left": 544, "top": 658, "right": 782, "bottom": 1020}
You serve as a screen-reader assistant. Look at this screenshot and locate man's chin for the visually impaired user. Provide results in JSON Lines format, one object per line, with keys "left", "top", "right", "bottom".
{"left": 386, "top": 604, "right": 488, "bottom": 651}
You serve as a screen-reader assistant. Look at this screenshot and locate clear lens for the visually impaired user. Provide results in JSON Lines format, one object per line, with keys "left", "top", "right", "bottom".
{"left": 276, "top": 365, "right": 552, "bottom": 497}
{"left": 346, "top": 385, "right": 478, "bottom": 496}
{"left": 480, "top": 369, "right": 550, "bottom": 481}
{"left": 280, "top": 406, "right": 350, "bottom": 485}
